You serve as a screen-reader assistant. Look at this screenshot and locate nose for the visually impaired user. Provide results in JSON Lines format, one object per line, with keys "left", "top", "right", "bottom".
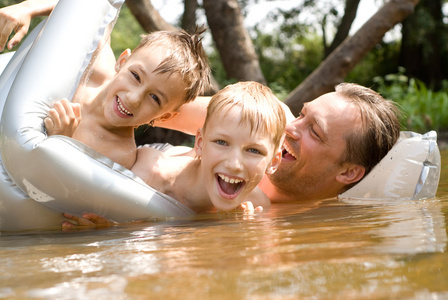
{"left": 225, "top": 149, "right": 243, "bottom": 172}
{"left": 285, "top": 118, "right": 301, "bottom": 139}
{"left": 127, "top": 89, "right": 143, "bottom": 108}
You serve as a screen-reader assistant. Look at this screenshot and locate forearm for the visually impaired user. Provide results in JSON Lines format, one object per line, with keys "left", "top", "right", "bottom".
{"left": 19, "top": 0, "right": 58, "bottom": 18}
{"left": 154, "top": 96, "right": 210, "bottom": 135}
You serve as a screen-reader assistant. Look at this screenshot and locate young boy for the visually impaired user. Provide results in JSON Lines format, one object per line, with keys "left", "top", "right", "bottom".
{"left": 45, "top": 28, "right": 210, "bottom": 170}
{"left": 132, "top": 81, "right": 286, "bottom": 212}
{"left": 61, "top": 82, "right": 286, "bottom": 228}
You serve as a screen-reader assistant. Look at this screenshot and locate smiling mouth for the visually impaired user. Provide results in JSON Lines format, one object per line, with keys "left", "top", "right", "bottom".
{"left": 282, "top": 143, "right": 297, "bottom": 161}
{"left": 116, "top": 96, "right": 133, "bottom": 116}
{"left": 217, "top": 174, "right": 245, "bottom": 199}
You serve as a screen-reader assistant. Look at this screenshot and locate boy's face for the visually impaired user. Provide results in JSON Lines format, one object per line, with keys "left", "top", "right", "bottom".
{"left": 195, "top": 106, "right": 281, "bottom": 211}
{"left": 103, "top": 46, "right": 186, "bottom": 128}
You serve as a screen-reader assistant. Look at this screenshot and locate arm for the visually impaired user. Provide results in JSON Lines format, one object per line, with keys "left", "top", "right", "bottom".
{"left": 0, "top": 0, "right": 58, "bottom": 52}
{"left": 154, "top": 96, "right": 295, "bottom": 135}
{"left": 153, "top": 96, "right": 210, "bottom": 135}
{"left": 44, "top": 99, "right": 81, "bottom": 137}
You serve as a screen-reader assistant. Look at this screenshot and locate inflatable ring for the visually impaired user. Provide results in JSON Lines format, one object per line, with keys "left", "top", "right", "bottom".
{"left": 340, "top": 131, "right": 441, "bottom": 200}
{"left": 0, "top": 0, "right": 194, "bottom": 231}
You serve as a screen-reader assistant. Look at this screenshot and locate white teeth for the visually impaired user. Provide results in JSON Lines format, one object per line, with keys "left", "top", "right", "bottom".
{"left": 116, "top": 98, "right": 132, "bottom": 115}
{"left": 284, "top": 143, "right": 297, "bottom": 158}
{"left": 218, "top": 174, "right": 243, "bottom": 184}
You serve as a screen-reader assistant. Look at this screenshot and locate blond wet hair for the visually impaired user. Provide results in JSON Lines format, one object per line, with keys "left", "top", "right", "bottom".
{"left": 204, "top": 81, "right": 286, "bottom": 151}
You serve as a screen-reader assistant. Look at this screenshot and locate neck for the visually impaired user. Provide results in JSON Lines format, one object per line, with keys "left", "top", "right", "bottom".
{"left": 174, "top": 155, "right": 214, "bottom": 212}
{"left": 258, "top": 175, "right": 340, "bottom": 203}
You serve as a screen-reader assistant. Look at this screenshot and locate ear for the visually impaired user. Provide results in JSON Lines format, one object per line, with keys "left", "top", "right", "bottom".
{"left": 155, "top": 111, "right": 179, "bottom": 123}
{"left": 194, "top": 128, "right": 204, "bottom": 156}
{"left": 265, "top": 149, "right": 282, "bottom": 175}
{"left": 335, "top": 163, "right": 365, "bottom": 185}
{"left": 115, "top": 49, "right": 131, "bottom": 72}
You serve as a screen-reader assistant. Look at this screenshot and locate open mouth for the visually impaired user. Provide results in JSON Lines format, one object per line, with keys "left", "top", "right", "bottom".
{"left": 282, "top": 143, "right": 297, "bottom": 161}
{"left": 116, "top": 96, "right": 133, "bottom": 116}
{"left": 216, "top": 174, "right": 245, "bottom": 199}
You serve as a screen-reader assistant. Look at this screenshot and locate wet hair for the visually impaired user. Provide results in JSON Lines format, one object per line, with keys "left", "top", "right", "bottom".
{"left": 133, "top": 26, "right": 210, "bottom": 104}
{"left": 336, "top": 83, "right": 401, "bottom": 190}
{"left": 203, "top": 81, "right": 286, "bottom": 151}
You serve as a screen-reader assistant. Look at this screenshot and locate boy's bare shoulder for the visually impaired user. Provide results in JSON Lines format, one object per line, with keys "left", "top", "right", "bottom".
{"left": 86, "top": 43, "right": 116, "bottom": 88}
{"left": 136, "top": 146, "right": 164, "bottom": 164}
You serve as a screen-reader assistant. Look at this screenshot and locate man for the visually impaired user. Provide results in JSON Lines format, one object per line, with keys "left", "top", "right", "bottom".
{"left": 259, "top": 83, "right": 401, "bottom": 202}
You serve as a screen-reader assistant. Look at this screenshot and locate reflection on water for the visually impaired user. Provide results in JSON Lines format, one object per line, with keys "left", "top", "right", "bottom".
{"left": 0, "top": 150, "right": 447, "bottom": 299}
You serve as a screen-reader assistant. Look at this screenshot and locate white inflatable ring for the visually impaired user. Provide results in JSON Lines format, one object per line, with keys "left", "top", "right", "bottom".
{"left": 0, "top": 0, "right": 194, "bottom": 231}
{"left": 340, "top": 130, "right": 441, "bottom": 200}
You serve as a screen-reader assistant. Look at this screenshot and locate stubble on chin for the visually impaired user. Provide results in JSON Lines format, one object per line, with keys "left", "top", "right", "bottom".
{"left": 267, "top": 164, "right": 321, "bottom": 200}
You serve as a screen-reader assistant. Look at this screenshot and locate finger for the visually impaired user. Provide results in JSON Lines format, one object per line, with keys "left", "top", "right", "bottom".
{"left": 63, "top": 212, "right": 95, "bottom": 227}
{"left": 46, "top": 108, "right": 61, "bottom": 129}
{"left": 83, "top": 213, "right": 114, "bottom": 226}
{"left": 58, "top": 99, "right": 80, "bottom": 127}
{"left": 61, "top": 221, "right": 76, "bottom": 231}
{"left": 71, "top": 103, "right": 82, "bottom": 122}
{"left": 63, "top": 212, "right": 78, "bottom": 223}
{"left": 7, "top": 24, "right": 28, "bottom": 50}
{"left": 0, "top": 22, "right": 15, "bottom": 52}
{"left": 242, "top": 201, "right": 255, "bottom": 212}
{"left": 44, "top": 117, "right": 54, "bottom": 133}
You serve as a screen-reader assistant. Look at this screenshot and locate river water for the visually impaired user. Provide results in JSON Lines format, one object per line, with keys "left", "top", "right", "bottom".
{"left": 0, "top": 150, "right": 447, "bottom": 299}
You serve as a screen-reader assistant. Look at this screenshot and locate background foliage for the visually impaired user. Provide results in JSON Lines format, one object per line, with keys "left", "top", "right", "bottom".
{"left": 1, "top": 0, "right": 447, "bottom": 135}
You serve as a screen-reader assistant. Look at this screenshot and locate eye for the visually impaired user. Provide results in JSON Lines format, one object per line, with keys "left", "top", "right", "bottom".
{"left": 215, "top": 140, "right": 227, "bottom": 146}
{"left": 247, "top": 148, "right": 261, "bottom": 155}
{"left": 298, "top": 111, "right": 304, "bottom": 118}
{"left": 131, "top": 71, "right": 140, "bottom": 83}
{"left": 150, "top": 94, "right": 161, "bottom": 106}
{"left": 309, "top": 125, "right": 323, "bottom": 141}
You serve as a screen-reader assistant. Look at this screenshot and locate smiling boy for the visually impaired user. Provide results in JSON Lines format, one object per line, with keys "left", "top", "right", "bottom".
{"left": 130, "top": 81, "right": 286, "bottom": 212}
{"left": 45, "top": 29, "right": 210, "bottom": 170}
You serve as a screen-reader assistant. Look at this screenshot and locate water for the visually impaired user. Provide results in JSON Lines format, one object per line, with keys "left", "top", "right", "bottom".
{"left": 1, "top": 150, "right": 447, "bottom": 299}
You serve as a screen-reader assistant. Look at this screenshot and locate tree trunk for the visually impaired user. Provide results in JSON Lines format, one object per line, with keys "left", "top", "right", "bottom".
{"left": 125, "top": 0, "right": 176, "bottom": 32}
{"left": 182, "top": 0, "right": 198, "bottom": 33}
{"left": 400, "top": 0, "right": 444, "bottom": 90}
{"left": 285, "top": 0, "right": 420, "bottom": 116}
{"left": 203, "top": 0, "right": 266, "bottom": 84}
{"left": 325, "top": 0, "right": 361, "bottom": 57}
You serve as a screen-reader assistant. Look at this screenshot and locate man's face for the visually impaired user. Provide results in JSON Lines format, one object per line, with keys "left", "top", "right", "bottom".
{"left": 268, "top": 92, "right": 362, "bottom": 201}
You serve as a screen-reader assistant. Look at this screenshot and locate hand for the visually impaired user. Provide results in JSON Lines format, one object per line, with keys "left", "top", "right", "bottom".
{"left": 62, "top": 212, "right": 115, "bottom": 230}
{"left": 238, "top": 201, "right": 263, "bottom": 213}
{"left": 0, "top": 3, "right": 32, "bottom": 52}
{"left": 45, "top": 99, "right": 81, "bottom": 137}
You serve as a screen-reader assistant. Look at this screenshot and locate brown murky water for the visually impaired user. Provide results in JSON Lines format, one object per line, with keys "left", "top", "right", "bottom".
{"left": 1, "top": 150, "right": 447, "bottom": 299}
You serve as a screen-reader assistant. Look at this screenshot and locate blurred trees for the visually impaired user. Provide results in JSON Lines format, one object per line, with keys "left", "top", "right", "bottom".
{"left": 400, "top": 0, "right": 446, "bottom": 90}
{"left": 1, "top": 0, "right": 448, "bottom": 135}
{"left": 120, "top": 0, "right": 425, "bottom": 115}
